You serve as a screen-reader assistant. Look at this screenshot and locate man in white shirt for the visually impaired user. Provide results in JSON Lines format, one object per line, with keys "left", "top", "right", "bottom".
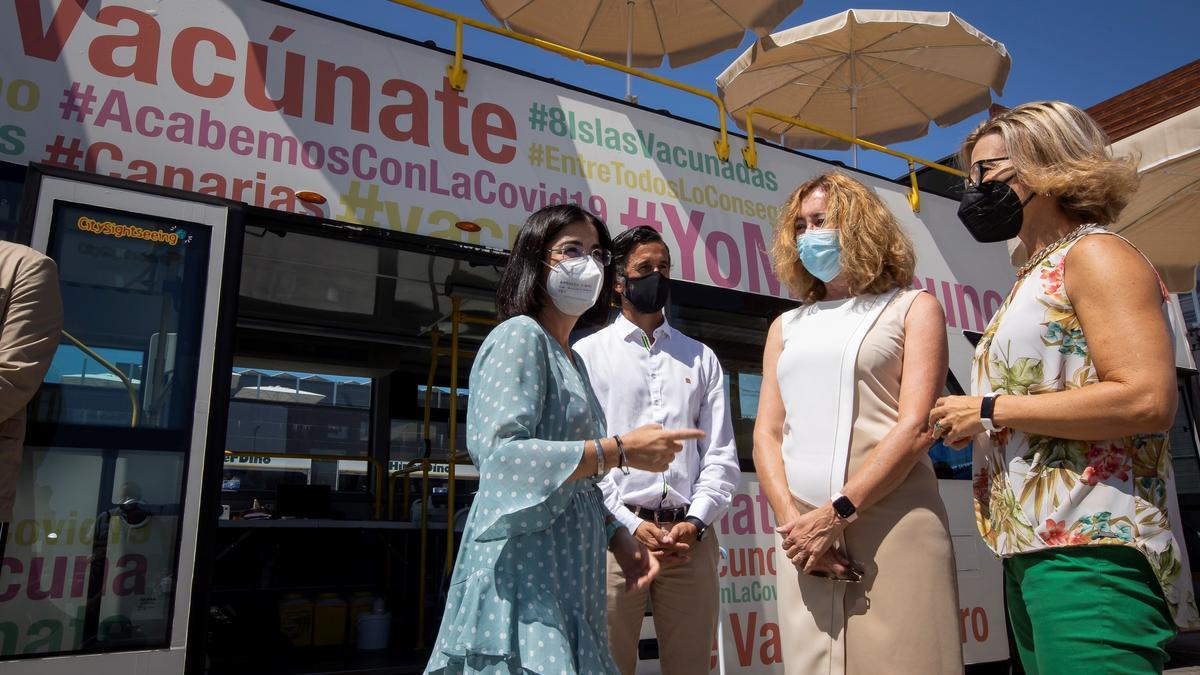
{"left": 575, "top": 226, "right": 740, "bottom": 675}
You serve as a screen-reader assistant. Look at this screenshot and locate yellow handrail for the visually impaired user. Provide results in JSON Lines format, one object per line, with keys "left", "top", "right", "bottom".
{"left": 417, "top": 296, "right": 499, "bottom": 571}
{"left": 386, "top": 454, "right": 479, "bottom": 649}
{"left": 61, "top": 329, "right": 139, "bottom": 428}
{"left": 740, "top": 108, "right": 966, "bottom": 213}
{"left": 386, "top": 0, "right": 731, "bottom": 161}
{"left": 421, "top": 329, "right": 441, "bottom": 456}
{"left": 447, "top": 296, "right": 461, "bottom": 572}
{"left": 223, "top": 450, "right": 386, "bottom": 520}
{"left": 387, "top": 455, "right": 478, "bottom": 521}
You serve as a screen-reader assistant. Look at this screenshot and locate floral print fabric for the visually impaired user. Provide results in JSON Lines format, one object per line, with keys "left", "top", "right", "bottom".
{"left": 971, "top": 226, "right": 1200, "bottom": 628}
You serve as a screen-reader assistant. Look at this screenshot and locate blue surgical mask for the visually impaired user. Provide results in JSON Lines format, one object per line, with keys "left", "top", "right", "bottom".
{"left": 796, "top": 229, "right": 842, "bottom": 282}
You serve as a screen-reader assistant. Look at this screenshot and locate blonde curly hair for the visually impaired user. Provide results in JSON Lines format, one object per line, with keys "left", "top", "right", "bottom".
{"left": 772, "top": 173, "right": 915, "bottom": 303}
{"left": 958, "top": 101, "right": 1139, "bottom": 226}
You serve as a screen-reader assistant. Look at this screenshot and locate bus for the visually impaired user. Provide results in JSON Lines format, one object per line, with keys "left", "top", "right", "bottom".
{"left": 1, "top": 2, "right": 1197, "bottom": 674}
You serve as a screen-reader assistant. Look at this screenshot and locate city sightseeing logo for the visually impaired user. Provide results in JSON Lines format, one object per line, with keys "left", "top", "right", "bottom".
{"left": 76, "top": 215, "right": 191, "bottom": 246}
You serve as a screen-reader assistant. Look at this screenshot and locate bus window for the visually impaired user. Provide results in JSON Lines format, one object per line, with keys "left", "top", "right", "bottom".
{"left": 223, "top": 367, "right": 372, "bottom": 514}
{"left": 11, "top": 197, "right": 216, "bottom": 657}
{"left": 391, "top": 386, "right": 469, "bottom": 463}
{"left": 0, "top": 161, "right": 22, "bottom": 242}
{"left": 1170, "top": 380, "right": 1200, "bottom": 494}
{"left": 929, "top": 377, "right": 974, "bottom": 479}
{"left": 722, "top": 367, "right": 764, "bottom": 466}
{"left": 666, "top": 280, "right": 790, "bottom": 468}
{"left": 33, "top": 202, "right": 211, "bottom": 430}
{"left": 929, "top": 439, "right": 973, "bottom": 479}
{"left": 736, "top": 372, "right": 762, "bottom": 420}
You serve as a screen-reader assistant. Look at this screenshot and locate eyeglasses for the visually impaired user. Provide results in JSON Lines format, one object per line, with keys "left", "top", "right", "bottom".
{"left": 546, "top": 245, "right": 612, "bottom": 266}
{"left": 966, "top": 156, "right": 1012, "bottom": 188}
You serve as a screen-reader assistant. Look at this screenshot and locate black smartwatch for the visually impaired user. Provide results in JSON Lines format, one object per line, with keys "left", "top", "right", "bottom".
{"left": 684, "top": 516, "right": 707, "bottom": 540}
{"left": 831, "top": 493, "right": 858, "bottom": 523}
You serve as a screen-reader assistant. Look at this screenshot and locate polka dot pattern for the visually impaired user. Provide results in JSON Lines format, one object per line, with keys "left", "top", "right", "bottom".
{"left": 426, "top": 316, "right": 616, "bottom": 674}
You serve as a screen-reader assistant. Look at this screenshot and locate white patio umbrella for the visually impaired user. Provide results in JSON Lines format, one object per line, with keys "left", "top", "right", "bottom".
{"left": 717, "top": 9, "right": 1010, "bottom": 166}
{"left": 481, "top": 0, "right": 804, "bottom": 101}
{"left": 234, "top": 385, "right": 325, "bottom": 404}
{"left": 1109, "top": 103, "right": 1200, "bottom": 292}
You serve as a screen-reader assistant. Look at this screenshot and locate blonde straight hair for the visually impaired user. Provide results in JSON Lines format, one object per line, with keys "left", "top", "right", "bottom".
{"left": 772, "top": 173, "right": 915, "bottom": 303}
{"left": 959, "top": 101, "right": 1139, "bottom": 225}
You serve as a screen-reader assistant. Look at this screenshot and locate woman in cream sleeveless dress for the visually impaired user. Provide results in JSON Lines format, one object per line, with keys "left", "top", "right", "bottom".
{"left": 754, "top": 173, "right": 962, "bottom": 675}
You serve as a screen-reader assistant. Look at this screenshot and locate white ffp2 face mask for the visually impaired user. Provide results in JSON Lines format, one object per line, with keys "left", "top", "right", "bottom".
{"left": 544, "top": 256, "right": 603, "bottom": 316}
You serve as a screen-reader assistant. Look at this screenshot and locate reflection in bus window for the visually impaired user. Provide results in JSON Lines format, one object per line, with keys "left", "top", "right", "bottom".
{"left": 34, "top": 202, "right": 211, "bottom": 430}
{"left": 0, "top": 163, "right": 24, "bottom": 242}
{"left": 42, "top": 345, "right": 145, "bottom": 425}
{"left": 223, "top": 367, "right": 372, "bottom": 503}
{"left": 1169, "top": 382, "right": 1200, "bottom": 494}
{"left": 929, "top": 439, "right": 972, "bottom": 479}
{"left": 6, "top": 446, "right": 185, "bottom": 653}
{"left": 390, "top": 420, "right": 467, "bottom": 463}
{"left": 737, "top": 372, "right": 762, "bottom": 420}
{"left": 929, "top": 381, "right": 974, "bottom": 479}
{"left": 390, "top": 381, "right": 471, "bottom": 464}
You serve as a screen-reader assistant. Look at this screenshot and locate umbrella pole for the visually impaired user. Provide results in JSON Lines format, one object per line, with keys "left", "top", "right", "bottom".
{"left": 625, "top": 0, "right": 635, "bottom": 103}
{"left": 851, "top": 87, "right": 858, "bottom": 168}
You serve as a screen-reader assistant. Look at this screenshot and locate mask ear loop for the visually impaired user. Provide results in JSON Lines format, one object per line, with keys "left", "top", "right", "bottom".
{"left": 984, "top": 169, "right": 1038, "bottom": 214}
{"left": 1018, "top": 188, "right": 1037, "bottom": 208}
{"left": 995, "top": 167, "right": 1037, "bottom": 208}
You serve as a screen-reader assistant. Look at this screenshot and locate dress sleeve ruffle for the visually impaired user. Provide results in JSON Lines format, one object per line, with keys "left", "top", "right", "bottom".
{"left": 428, "top": 568, "right": 608, "bottom": 671}
{"left": 467, "top": 317, "right": 586, "bottom": 542}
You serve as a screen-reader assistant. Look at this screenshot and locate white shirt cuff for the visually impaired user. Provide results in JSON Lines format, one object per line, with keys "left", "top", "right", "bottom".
{"left": 616, "top": 507, "right": 644, "bottom": 533}
{"left": 685, "top": 498, "right": 720, "bottom": 526}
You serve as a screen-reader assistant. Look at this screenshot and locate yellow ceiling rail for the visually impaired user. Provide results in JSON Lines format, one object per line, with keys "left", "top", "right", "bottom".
{"left": 740, "top": 108, "right": 966, "bottom": 213}
{"left": 387, "top": 0, "right": 731, "bottom": 161}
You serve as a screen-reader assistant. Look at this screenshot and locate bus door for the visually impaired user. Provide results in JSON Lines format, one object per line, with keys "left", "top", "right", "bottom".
{"left": 1, "top": 166, "right": 240, "bottom": 673}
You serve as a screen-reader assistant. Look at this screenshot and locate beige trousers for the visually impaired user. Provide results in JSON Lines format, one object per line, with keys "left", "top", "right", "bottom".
{"left": 606, "top": 531, "right": 720, "bottom": 675}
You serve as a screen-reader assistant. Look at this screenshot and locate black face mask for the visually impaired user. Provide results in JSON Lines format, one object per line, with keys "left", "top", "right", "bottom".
{"left": 957, "top": 177, "right": 1035, "bottom": 243}
{"left": 622, "top": 271, "right": 670, "bottom": 314}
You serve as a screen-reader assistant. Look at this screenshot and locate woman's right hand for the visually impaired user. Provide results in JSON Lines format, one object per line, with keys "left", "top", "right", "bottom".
{"left": 804, "top": 548, "right": 864, "bottom": 582}
{"left": 620, "top": 424, "right": 705, "bottom": 472}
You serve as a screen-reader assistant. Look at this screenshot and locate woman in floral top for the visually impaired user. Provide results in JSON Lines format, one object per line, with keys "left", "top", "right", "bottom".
{"left": 929, "top": 101, "right": 1198, "bottom": 675}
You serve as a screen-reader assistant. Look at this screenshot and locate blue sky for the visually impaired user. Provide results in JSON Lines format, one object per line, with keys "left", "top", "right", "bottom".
{"left": 286, "top": 0, "right": 1198, "bottom": 179}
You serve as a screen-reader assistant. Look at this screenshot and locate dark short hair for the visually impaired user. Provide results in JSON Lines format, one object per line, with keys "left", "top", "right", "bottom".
{"left": 611, "top": 226, "right": 669, "bottom": 279}
{"left": 495, "top": 204, "right": 615, "bottom": 324}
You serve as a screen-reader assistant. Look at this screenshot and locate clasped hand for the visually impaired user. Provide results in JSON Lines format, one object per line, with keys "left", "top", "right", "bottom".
{"left": 634, "top": 520, "right": 696, "bottom": 567}
{"left": 777, "top": 506, "right": 858, "bottom": 579}
{"left": 610, "top": 527, "right": 660, "bottom": 592}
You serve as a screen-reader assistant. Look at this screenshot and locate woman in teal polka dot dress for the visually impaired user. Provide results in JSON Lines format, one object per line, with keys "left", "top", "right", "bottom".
{"left": 426, "top": 205, "right": 703, "bottom": 674}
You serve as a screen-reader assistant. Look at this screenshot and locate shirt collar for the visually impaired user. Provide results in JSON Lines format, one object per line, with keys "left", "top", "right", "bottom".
{"left": 615, "top": 312, "right": 673, "bottom": 343}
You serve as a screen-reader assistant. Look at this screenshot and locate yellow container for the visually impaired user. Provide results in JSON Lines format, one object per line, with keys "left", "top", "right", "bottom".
{"left": 348, "top": 592, "right": 374, "bottom": 643}
{"left": 279, "top": 594, "right": 313, "bottom": 647}
{"left": 313, "top": 593, "right": 348, "bottom": 647}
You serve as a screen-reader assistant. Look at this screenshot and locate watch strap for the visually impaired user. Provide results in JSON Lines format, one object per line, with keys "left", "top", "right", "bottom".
{"left": 684, "top": 516, "right": 707, "bottom": 540}
{"left": 981, "top": 393, "right": 1003, "bottom": 433}
{"left": 831, "top": 492, "right": 858, "bottom": 523}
